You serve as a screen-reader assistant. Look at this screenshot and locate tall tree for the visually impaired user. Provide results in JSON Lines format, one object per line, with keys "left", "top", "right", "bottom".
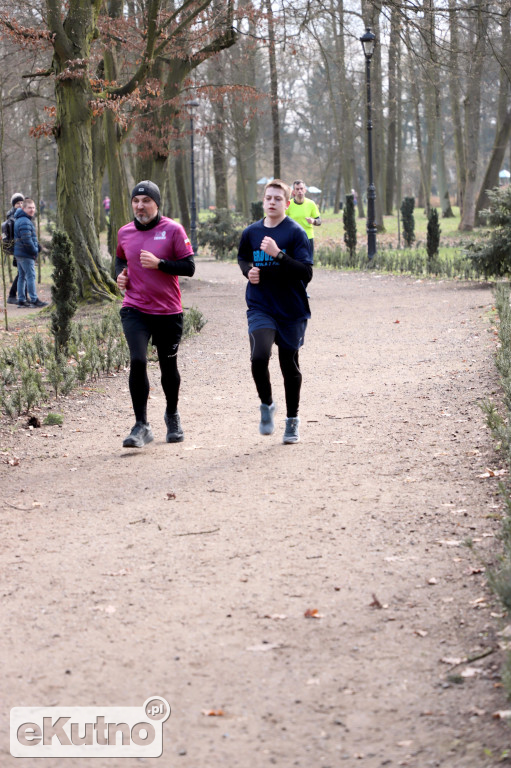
{"left": 265, "top": 0, "right": 281, "bottom": 178}
{"left": 459, "top": 0, "right": 488, "bottom": 231}
{"left": 475, "top": 2, "right": 511, "bottom": 221}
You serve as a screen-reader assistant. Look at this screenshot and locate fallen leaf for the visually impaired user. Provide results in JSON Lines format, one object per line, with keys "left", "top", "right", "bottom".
{"left": 394, "top": 320, "right": 400, "bottom": 324}
{"left": 304, "top": 608, "right": 323, "bottom": 619}
{"left": 369, "top": 594, "right": 383, "bottom": 609}
{"left": 166, "top": 491, "right": 176, "bottom": 500}
{"left": 414, "top": 629, "right": 428, "bottom": 637}
{"left": 262, "top": 614, "right": 287, "bottom": 620}
{"left": 492, "top": 710, "right": 511, "bottom": 720}
{"left": 8, "top": 458, "right": 20, "bottom": 466}
{"left": 479, "top": 467, "right": 507, "bottom": 478}
{"left": 201, "top": 709, "right": 224, "bottom": 717}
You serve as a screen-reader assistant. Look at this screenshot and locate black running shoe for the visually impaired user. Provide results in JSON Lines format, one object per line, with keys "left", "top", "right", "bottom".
{"left": 32, "top": 299, "right": 48, "bottom": 308}
{"left": 164, "top": 412, "right": 184, "bottom": 443}
{"left": 123, "top": 421, "right": 154, "bottom": 448}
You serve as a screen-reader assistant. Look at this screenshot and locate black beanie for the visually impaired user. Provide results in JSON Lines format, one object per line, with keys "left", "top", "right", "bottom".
{"left": 131, "top": 181, "right": 161, "bottom": 208}
{"left": 11, "top": 193, "right": 24, "bottom": 206}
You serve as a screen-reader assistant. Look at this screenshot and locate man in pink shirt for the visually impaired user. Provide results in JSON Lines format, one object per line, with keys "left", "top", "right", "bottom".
{"left": 116, "top": 181, "right": 195, "bottom": 448}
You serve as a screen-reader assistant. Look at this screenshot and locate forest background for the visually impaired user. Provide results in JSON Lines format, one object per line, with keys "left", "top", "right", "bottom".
{"left": 1, "top": 0, "right": 511, "bottom": 301}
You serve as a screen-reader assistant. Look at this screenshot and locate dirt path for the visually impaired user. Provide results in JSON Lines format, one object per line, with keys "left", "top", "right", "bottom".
{"left": 1, "top": 262, "right": 510, "bottom": 767}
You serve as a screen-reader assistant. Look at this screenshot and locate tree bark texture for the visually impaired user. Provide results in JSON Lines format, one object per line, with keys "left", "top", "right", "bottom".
{"left": 459, "top": 0, "right": 488, "bottom": 231}
{"left": 48, "top": 0, "right": 118, "bottom": 301}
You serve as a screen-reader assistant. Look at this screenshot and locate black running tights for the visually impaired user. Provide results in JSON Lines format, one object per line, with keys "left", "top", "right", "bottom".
{"left": 121, "top": 308, "right": 182, "bottom": 423}
{"left": 249, "top": 328, "right": 302, "bottom": 418}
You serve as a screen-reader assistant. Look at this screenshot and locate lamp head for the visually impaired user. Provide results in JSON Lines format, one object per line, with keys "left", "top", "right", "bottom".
{"left": 360, "top": 27, "right": 376, "bottom": 59}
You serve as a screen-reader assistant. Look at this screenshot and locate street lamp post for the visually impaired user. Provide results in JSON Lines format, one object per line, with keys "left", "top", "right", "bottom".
{"left": 360, "top": 27, "right": 377, "bottom": 260}
{"left": 186, "top": 99, "right": 200, "bottom": 255}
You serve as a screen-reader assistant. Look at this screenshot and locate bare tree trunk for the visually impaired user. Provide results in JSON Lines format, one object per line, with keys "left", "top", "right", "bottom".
{"left": 265, "top": 0, "right": 280, "bottom": 179}
{"left": 91, "top": 119, "right": 106, "bottom": 235}
{"left": 448, "top": 0, "right": 467, "bottom": 213}
{"left": 384, "top": 6, "right": 399, "bottom": 215}
{"left": 103, "top": 25, "right": 131, "bottom": 266}
{"left": 410, "top": 55, "right": 430, "bottom": 213}
{"left": 174, "top": 142, "right": 191, "bottom": 233}
{"left": 48, "top": 0, "right": 118, "bottom": 300}
{"left": 459, "top": 1, "right": 488, "bottom": 231}
{"left": 209, "top": 121, "right": 228, "bottom": 209}
{"left": 475, "top": 6, "right": 511, "bottom": 221}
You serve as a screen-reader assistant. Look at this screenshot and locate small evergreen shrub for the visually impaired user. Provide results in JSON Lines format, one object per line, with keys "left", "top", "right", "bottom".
{"left": 401, "top": 197, "right": 416, "bottom": 247}
{"left": 343, "top": 194, "right": 357, "bottom": 266}
{"left": 427, "top": 207, "right": 441, "bottom": 272}
{"left": 198, "top": 209, "right": 247, "bottom": 260}
{"left": 183, "top": 306, "right": 207, "bottom": 336}
{"left": 50, "top": 230, "right": 79, "bottom": 355}
{"left": 251, "top": 201, "right": 264, "bottom": 221}
{"left": 44, "top": 412, "right": 63, "bottom": 426}
{"left": 466, "top": 186, "right": 511, "bottom": 277}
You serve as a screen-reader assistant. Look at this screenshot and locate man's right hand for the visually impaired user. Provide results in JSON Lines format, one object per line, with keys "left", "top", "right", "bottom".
{"left": 117, "top": 267, "right": 128, "bottom": 290}
{"left": 248, "top": 267, "right": 260, "bottom": 284}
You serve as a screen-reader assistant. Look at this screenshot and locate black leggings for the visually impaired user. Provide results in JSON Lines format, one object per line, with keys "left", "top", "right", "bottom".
{"left": 121, "top": 308, "right": 183, "bottom": 423}
{"left": 250, "top": 328, "right": 302, "bottom": 418}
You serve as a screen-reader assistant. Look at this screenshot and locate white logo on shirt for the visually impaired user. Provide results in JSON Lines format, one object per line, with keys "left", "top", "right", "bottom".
{"left": 154, "top": 231, "right": 167, "bottom": 240}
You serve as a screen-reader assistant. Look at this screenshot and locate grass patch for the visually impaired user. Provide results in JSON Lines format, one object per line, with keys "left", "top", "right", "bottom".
{"left": 44, "top": 412, "right": 63, "bottom": 426}
{"left": 0, "top": 301, "right": 206, "bottom": 420}
{"left": 314, "top": 243, "right": 483, "bottom": 280}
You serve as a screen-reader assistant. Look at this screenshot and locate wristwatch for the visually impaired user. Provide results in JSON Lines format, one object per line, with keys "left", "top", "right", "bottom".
{"left": 273, "top": 251, "right": 285, "bottom": 261}
{"left": 157, "top": 259, "right": 166, "bottom": 270}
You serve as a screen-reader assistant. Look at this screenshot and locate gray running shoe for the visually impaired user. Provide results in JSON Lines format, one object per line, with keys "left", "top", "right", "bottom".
{"left": 165, "top": 412, "right": 184, "bottom": 443}
{"left": 259, "top": 402, "right": 276, "bottom": 435}
{"left": 283, "top": 416, "right": 300, "bottom": 444}
{"left": 123, "top": 421, "right": 154, "bottom": 448}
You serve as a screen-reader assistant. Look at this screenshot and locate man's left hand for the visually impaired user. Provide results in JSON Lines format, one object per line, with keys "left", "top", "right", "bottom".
{"left": 140, "top": 249, "right": 159, "bottom": 269}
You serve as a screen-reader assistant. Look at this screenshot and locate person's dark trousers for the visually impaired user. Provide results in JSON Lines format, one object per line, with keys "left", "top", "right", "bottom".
{"left": 8, "top": 273, "right": 18, "bottom": 299}
{"left": 120, "top": 307, "right": 183, "bottom": 423}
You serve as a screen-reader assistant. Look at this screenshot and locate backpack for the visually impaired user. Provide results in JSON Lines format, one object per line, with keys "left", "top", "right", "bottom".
{"left": 2, "top": 215, "right": 15, "bottom": 253}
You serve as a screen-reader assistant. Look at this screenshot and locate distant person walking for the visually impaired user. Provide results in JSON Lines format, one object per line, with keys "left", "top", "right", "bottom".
{"left": 2, "top": 192, "right": 24, "bottom": 304}
{"left": 238, "top": 179, "right": 313, "bottom": 445}
{"left": 14, "top": 198, "right": 47, "bottom": 308}
{"left": 287, "top": 180, "right": 321, "bottom": 254}
{"left": 116, "top": 181, "right": 195, "bottom": 449}
{"left": 103, "top": 196, "right": 110, "bottom": 224}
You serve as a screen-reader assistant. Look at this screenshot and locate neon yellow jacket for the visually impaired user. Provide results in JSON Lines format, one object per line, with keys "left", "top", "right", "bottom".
{"left": 287, "top": 198, "right": 320, "bottom": 239}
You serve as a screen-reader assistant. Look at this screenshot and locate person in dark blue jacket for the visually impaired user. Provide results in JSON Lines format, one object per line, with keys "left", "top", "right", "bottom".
{"left": 238, "top": 179, "right": 313, "bottom": 445}
{"left": 14, "top": 198, "right": 47, "bottom": 308}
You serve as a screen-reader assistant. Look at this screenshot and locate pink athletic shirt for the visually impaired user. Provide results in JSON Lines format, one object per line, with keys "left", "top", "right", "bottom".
{"left": 117, "top": 217, "right": 194, "bottom": 315}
